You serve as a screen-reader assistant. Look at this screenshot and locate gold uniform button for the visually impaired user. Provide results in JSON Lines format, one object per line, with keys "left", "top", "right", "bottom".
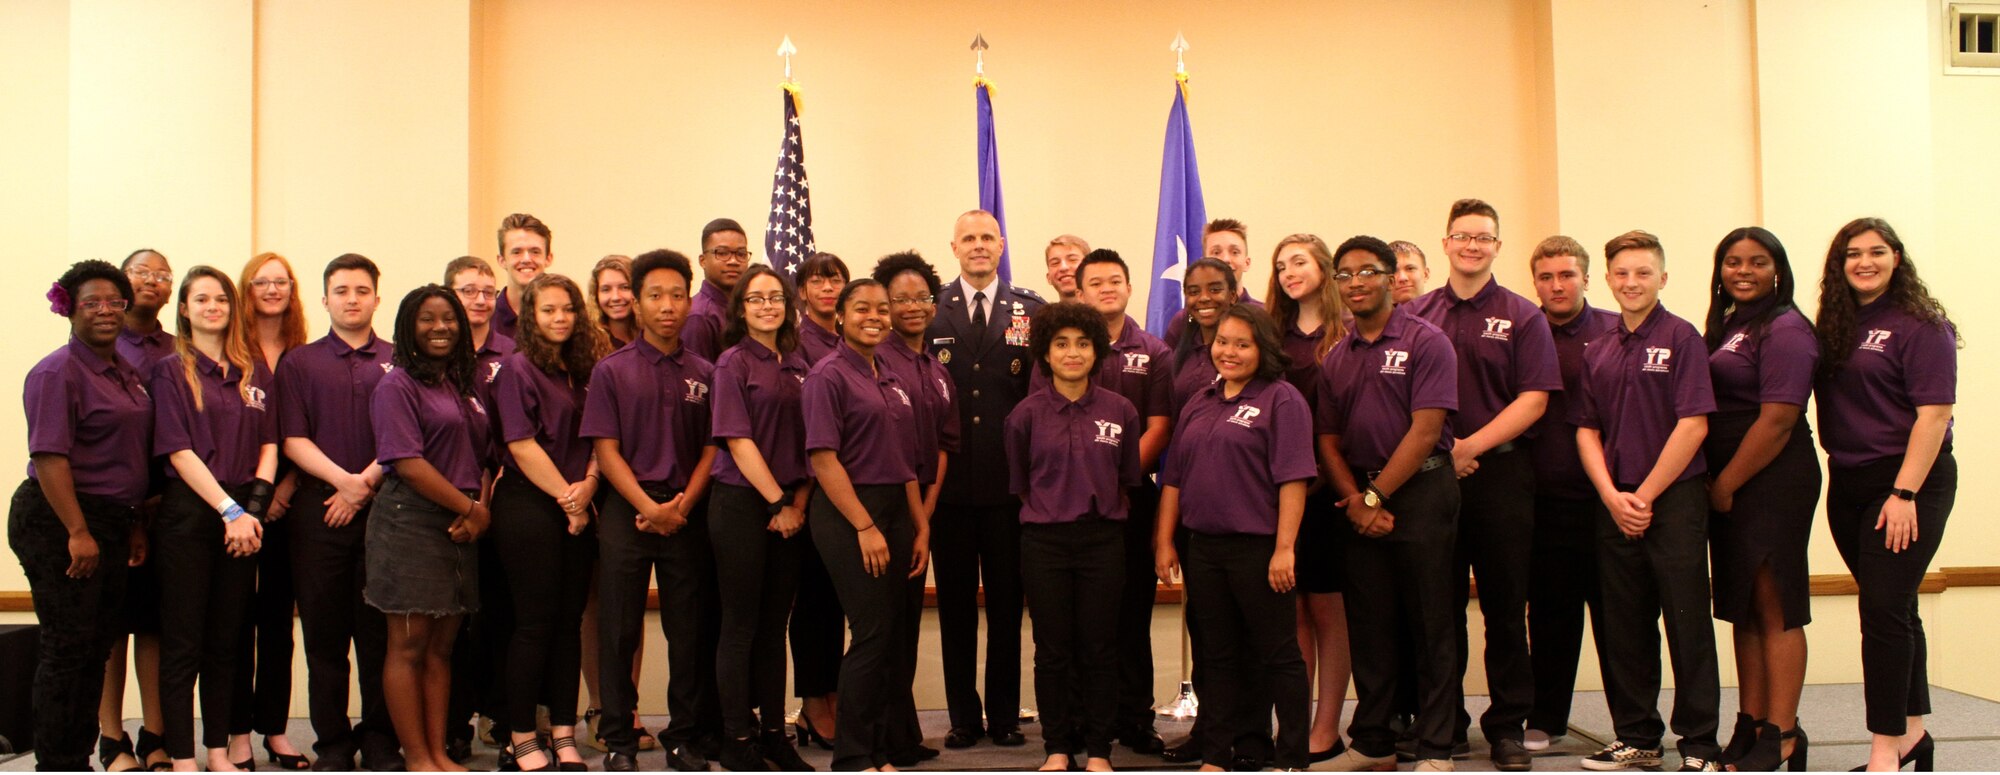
{"left": 971, "top": 389, "right": 981, "bottom": 398}
{"left": 972, "top": 416, "right": 983, "bottom": 425}
{"left": 973, "top": 363, "right": 982, "bottom": 372}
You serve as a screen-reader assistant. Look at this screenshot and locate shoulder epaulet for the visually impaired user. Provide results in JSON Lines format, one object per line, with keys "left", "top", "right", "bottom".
{"left": 1009, "top": 286, "right": 1047, "bottom": 304}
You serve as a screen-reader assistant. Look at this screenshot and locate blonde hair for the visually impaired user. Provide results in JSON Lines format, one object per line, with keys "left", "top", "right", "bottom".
{"left": 173, "top": 266, "right": 257, "bottom": 412}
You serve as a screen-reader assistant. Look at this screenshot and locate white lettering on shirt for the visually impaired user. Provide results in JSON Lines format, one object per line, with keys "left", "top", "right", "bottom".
{"left": 1227, "top": 405, "right": 1262, "bottom": 428}
{"left": 1643, "top": 347, "right": 1672, "bottom": 373}
{"left": 1093, "top": 419, "right": 1124, "bottom": 446}
{"left": 1861, "top": 329, "right": 1892, "bottom": 353}
{"left": 1482, "top": 317, "right": 1513, "bottom": 341}
{"left": 1381, "top": 349, "right": 1410, "bottom": 376}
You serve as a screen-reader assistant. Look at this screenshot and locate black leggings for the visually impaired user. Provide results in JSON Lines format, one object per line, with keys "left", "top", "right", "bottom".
{"left": 790, "top": 521, "right": 846, "bottom": 698}
{"left": 490, "top": 472, "right": 596, "bottom": 733}
{"left": 231, "top": 509, "right": 295, "bottom": 736}
{"left": 157, "top": 479, "right": 259, "bottom": 759}
{"left": 709, "top": 483, "right": 806, "bottom": 739}
{"left": 1827, "top": 451, "right": 1956, "bottom": 736}
{"left": 8, "top": 480, "right": 133, "bottom": 772}
{"left": 811, "top": 484, "right": 913, "bottom": 772}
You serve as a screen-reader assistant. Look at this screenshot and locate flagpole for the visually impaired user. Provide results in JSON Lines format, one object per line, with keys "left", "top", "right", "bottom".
{"left": 1157, "top": 29, "right": 1202, "bottom": 724}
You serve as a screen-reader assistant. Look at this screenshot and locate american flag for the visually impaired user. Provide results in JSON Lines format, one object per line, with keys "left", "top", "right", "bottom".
{"left": 765, "top": 85, "right": 815, "bottom": 277}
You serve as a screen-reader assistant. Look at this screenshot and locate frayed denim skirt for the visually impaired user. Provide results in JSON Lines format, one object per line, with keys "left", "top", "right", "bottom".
{"left": 364, "top": 477, "right": 480, "bottom": 617}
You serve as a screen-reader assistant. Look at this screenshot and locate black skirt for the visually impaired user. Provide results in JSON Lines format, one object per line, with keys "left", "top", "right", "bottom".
{"left": 1705, "top": 410, "right": 1822, "bottom": 628}
{"left": 1295, "top": 486, "right": 1346, "bottom": 595}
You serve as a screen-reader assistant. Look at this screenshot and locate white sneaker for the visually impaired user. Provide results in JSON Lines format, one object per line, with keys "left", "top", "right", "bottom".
{"left": 1523, "top": 728, "right": 1557, "bottom": 751}
{"left": 1415, "top": 759, "right": 1456, "bottom": 772}
{"left": 1321, "top": 747, "right": 1397, "bottom": 772}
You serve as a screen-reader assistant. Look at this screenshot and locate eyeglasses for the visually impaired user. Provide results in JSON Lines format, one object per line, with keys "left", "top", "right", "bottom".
{"left": 1446, "top": 233, "right": 1500, "bottom": 246}
{"left": 455, "top": 286, "right": 499, "bottom": 302}
{"left": 706, "top": 248, "right": 753, "bottom": 261}
{"left": 249, "top": 278, "right": 293, "bottom": 292}
{"left": 128, "top": 269, "right": 173, "bottom": 286}
{"left": 742, "top": 294, "right": 788, "bottom": 307}
{"left": 79, "top": 298, "right": 131, "bottom": 313}
{"left": 889, "top": 295, "right": 935, "bottom": 307}
{"left": 1331, "top": 268, "right": 1388, "bottom": 282}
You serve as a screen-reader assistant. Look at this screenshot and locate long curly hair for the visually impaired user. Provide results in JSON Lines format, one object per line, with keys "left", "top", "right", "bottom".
{"left": 517, "top": 273, "right": 609, "bottom": 381}
{"left": 1814, "top": 217, "right": 1960, "bottom": 378}
{"left": 1264, "top": 233, "right": 1347, "bottom": 361}
{"left": 171, "top": 266, "right": 257, "bottom": 413}
{"left": 391, "top": 284, "right": 477, "bottom": 397}
{"left": 1703, "top": 227, "right": 1806, "bottom": 352}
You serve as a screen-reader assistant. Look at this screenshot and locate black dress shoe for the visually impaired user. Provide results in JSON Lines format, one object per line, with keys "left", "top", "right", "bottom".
{"left": 991, "top": 728, "right": 1027, "bottom": 747}
{"left": 759, "top": 731, "right": 816, "bottom": 772}
{"left": 717, "top": 738, "right": 771, "bottom": 772}
{"left": 359, "top": 749, "right": 406, "bottom": 772}
{"left": 1159, "top": 737, "right": 1202, "bottom": 763}
{"left": 1492, "top": 738, "right": 1532, "bottom": 771}
{"left": 1120, "top": 725, "right": 1166, "bottom": 755}
{"left": 665, "top": 743, "right": 710, "bottom": 772}
{"left": 602, "top": 751, "right": 637, "bottom": 772}
{"left": 887, "top": 743, "right": 940, "bottom": 765}
{"left": 311, "top": 753, "right": 356, "bottom": 773}
{"left": 944, "top": 727, "right": 983, "bottom": 749}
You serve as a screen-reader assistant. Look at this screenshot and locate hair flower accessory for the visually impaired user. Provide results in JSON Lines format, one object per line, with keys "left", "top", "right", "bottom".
{"left": 47, "top": 282, "right": 73, "bottom": 317}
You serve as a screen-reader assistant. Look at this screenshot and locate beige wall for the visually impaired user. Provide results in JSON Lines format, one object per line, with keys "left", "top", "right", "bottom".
{"left": 3, "top": 0, "right": 1994, "bottom": 714}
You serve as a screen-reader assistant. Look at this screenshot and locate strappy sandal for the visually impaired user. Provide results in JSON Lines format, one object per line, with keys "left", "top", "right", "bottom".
{"left": 550, "top": 736, "right": 588, "bottom": 772}
{"left": 135, "top": 728, "right": 173, "bottom": 772}
{"left": 99, "top": 733, "right": 144, "bottom": 773}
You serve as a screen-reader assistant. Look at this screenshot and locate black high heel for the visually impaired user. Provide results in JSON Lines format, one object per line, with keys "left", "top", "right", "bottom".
{"left": 1849, "top": 730, "right": 1932, "bottom": 772}
{"left": 264, "top": 738, "right": 311, "bottom": 771}
{"left": 1729, "top": 723, "right": 1808, "bottom": 772}
{"left": 135, "top": 728, "right": 172, "bottom": 772}
{"left": 510, "top": 736, "right": 556, "bottom": 773}
{"left": 100, "top": 734, "right": 143, "bottom": 773}
{"left": 793, "top": 714, "right": 835, "bottom": 750}
{"left": 1720, "top": 713, "right": 1761, "bottom": 766}
{"left": 550, "top": 736, "right": 587, "bottom": 773}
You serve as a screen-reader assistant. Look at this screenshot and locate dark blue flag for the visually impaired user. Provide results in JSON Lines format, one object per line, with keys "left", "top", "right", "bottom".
{"left": 975, "top": 79, "right": 1011, "bottom": 282}
{"left": 766, "top": 85, "right": 815, "bottom": 278}
{"left": 1147, "top": 79, "right": 1206, "bottom": 337}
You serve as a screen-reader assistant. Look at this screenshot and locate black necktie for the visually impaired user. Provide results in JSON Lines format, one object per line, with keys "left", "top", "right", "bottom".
{"left": 972, "top": 290, "right": 989, "bottom": 335}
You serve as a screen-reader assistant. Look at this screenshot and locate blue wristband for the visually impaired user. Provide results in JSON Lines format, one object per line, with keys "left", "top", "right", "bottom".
{"left": 220, "top": 499, "right": 246, "bottom": 523}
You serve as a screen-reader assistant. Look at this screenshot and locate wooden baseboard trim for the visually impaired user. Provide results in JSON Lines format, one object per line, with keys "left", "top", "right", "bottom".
{"left": 3, "top": 567, "right": 1994, "bottom": 613}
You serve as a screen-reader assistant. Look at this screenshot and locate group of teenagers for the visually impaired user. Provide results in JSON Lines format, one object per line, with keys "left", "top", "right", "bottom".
{"left": 11, "top": 200, "right": 1958, "bottom": 775}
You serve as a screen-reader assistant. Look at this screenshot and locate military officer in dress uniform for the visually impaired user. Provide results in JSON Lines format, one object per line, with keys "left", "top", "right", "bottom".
{"left": 926, "top": 209, "right": 1046, "bottom": 750}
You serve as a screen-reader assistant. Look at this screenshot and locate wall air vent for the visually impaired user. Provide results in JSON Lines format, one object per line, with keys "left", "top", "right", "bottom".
{"left": 1947, "top": 2, "right": 2000, "bottom": 72}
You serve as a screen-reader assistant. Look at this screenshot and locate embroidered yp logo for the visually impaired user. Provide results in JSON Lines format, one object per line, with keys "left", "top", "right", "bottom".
{"left": 1227, "top": 405, "right": 1261, "bottom": 427}
{"left": 1123, "top": 352, "right": 1152, "bottom": 373}
{"left": 684, "top": 379, "right": 709, "bottom": 404}
{"left": 1093, "top": 420, "right": 1124, "bottom": 446}
{"left": 1482, "top": 317, "right": 1513, "bottom": 341}
{"left": 1382, "top": 349, "right": 1410, "bottom": 375}
{"left": 1643, "top": 347, "right": 1672, "bottom": 373}
{"left": 1862, "top": 329, "right": 1892, "bottom": 352}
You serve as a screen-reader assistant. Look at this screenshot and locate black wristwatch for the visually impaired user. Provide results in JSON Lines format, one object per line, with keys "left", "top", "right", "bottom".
{"left": 1890, "top": 488, "right": 1918, "bottom": 502}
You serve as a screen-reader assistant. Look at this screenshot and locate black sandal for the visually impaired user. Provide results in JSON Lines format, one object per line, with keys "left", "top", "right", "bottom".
{"left": 135, "top": 728, "right": 172, "bottom": 772}
{"left": 264, "top": 737, "right": 312, "bottom": 771}
{"left": 99, "top": 734, "right": 143, "bottom": 773}
{"left": 510, "top": 736, "right": 555, "bottom": 773}
{"left": 550, "top": 736, "right": 587, "bottom": 772}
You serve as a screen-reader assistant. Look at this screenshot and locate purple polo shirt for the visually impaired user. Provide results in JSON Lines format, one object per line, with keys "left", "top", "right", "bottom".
{"left": 683, "top": 282, "right": 731, "bottom": 362}
{"left": 1163, "top": 292, "right": 1264, "bottom": 347}
{"left": 1162, "top": 377, "right": 1317, "bottom": 536}
{"left": 1571, "top": 304, "right": 1716, "bottom": 487}
{"left": 1315, "top": 308, "right": 1458, "bottom": 470}
{"left": 879, "top": 339, "right": 961, "bottom": 486}
{"left": 474, "top": 331, "right": 517, "bottom": 411}
{"left": 1709, "top": 300, "right": 1817, "bottom": 413}
{"left": 494, "top": 352, "right": 591, "bottom": 482}
{"left": 1170, "top": 345, "right": 1220, "bottom": 421}
{"left": 1407, "top": 278, "right": 1563, "bottom": 437}
{"left": 580, "top": 338, "right": 715, "bottom": 490}
{"left": 1815, "top": 299, "right": 1957, "bottom": 468}
{"left": 710, "top": 338, "right": 812, "bottom": 489}
{"left": 24, "top": 337, "right": 153, "bottom": 505}
{"left": 1008, "top": 384, "right": 1142, "bottom": 524}
{"left": 802, "top": 344, "right": 919, "bottom": 486}
{"left": 151, "top": 352, "right": 278, "bottom": 487}
{"left": 372, "top": 369, "right": 492, "bottom": 492}
{"left": 492, "top": 292, "right": 519, "bottom": 340}
{"left": 1530, "top": 303, "right": 1620, "bottom": 500}
{"left": 1280, "top": 320, "right": 1331, "bottom": 405}
{"left": 117, "top": 326, "right": 176, "bottom": 372}
{"left": 276, "top": 331, "right": 395, "bottom": 474}
{"left": 799, "top": 316, "right": 842, "bottom": 366}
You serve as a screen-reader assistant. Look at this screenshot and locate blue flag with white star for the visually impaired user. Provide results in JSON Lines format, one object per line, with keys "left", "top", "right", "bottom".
{"left": 766, "top": 85, "right": 815, "bottom": 278}
{"left": 1146, "top": 79, "right": 1206, "bottom": 337}
{"left": 976, "top": 79, "right": 1012, "bottom": 282}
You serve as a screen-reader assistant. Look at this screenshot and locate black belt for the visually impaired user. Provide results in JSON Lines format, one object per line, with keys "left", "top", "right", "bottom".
{"left": 1482, "top": 439, "right": 1520, "bottom": 457}
{"left": 1364, "top": 453, "right": 1451, "bottom": 481}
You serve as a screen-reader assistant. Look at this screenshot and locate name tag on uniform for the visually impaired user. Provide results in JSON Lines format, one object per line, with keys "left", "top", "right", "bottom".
{"left": 931, "top": 337, "right": 956, "bottom": 346}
